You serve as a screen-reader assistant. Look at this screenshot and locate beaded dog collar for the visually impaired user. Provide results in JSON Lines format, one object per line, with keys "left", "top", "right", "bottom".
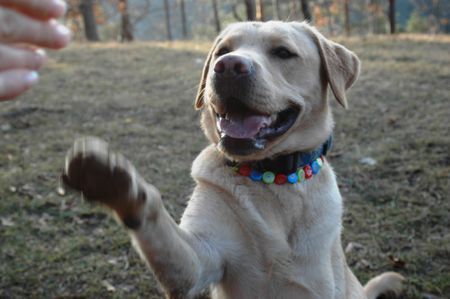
{"left": 227, "top": 135, "right": 333, "bottom": 185}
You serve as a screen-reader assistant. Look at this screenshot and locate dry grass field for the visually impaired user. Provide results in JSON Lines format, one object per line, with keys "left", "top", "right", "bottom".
{"left": 0, "top": 35, "right": 449, "bottom": 299}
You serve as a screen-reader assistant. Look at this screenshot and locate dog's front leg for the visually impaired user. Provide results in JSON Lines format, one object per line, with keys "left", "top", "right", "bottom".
{"left": 63, "top": 137, "right": 223, "bottom": 299}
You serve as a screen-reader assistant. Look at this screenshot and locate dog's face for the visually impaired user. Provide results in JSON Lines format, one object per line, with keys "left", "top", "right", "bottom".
{"left": 196, "top": 21, "right": 360, "bottom": 161}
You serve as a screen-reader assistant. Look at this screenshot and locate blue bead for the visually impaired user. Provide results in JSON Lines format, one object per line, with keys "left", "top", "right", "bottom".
{"left": 250, "top": 170, "right": 263, "bottom": 181}
{"left": 287, "top": 173, "right": 298, "bottom": 184}
{"left": 311, "top": 161, "right": 320, "bottom": 174}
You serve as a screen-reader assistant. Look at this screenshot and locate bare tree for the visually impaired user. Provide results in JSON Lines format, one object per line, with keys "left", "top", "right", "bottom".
{"left": 212, "top": 0, "right": 221, "bottom": 33}
{"left": 256, "top": 0, "right": 265, "bottom": 21}
{"left": 388, "top": 0, "right": 396, "bottom": 33}
{"left": 232, "top": 3, "right": 243, "bottom": 21}
{"left": 344, "top": 0, "right": 350, "bottom": 35}
{"left": 119, "top": 0, "right": 133, "bottom": 41}
{"left": 272, "top": 0, "right": 280, "bottom": 20}
{"left": 289, "top": 0, "right": 297, "bottom": 20}
{"left": 79, "top": 0, "right": 99, "bottom": 41}
{"left": 244, "top": 0, "right": 257, "bottom": 20}
{"left": 163, "top": 0, "right": 172, "bottom": 40}
{"left": 180, "top": 0, "right": 188, "bottom": 38}
{"left": 300, "top": 0, "right": 311, "bottom": 21}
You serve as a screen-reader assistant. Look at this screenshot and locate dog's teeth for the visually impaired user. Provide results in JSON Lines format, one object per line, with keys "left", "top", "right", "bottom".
{"left": 270, "top": 114, "right": 277, "bottom": 124}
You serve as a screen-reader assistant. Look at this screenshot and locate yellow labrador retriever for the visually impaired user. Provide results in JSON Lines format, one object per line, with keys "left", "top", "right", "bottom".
{"left": 63, "top": 21, "right": 404, "bottom": 299}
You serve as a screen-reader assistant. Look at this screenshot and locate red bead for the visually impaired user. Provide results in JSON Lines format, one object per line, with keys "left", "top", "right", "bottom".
{"left": 304, "top": 165, "right": 313, "bottom": 179}
{"left": 238, "top": 164, "right": 252, "bottom": 176}
{"left": 274, "top": 174, "right": 287, "bottom": 185}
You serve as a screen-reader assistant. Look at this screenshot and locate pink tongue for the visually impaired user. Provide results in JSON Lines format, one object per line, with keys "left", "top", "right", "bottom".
{"left": 219, "top": 114, "right": 272, "bottom": 139}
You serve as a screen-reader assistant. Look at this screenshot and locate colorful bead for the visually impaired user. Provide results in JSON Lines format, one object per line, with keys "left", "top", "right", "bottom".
{"left": 238, "top": 164, "right": 252, "bottom": 176}
{"left": 304, "top": 165, "right": 313, "bottom": 179}
{"left": 262, "top": 171, "right": 275, "bottom": 184}
{"left": 274, "top": 174, "right": 287, "bottom": 185}
{"left": 287, "top": 173, "right": 298, "bottom": 184}
{"left": 297, "top": 168, "right": 305, "bottom": 182}
{"left": 311, "top": 160, "right": 320, "bottom": 174}
{"left": 235, "top": 155, "right": 325, "bottom": 185}
{"left": 317, "top": 157, "right": 323, "bottom": 167}
{"left": 250, "top": 170, "right": 263, "bottom": 181}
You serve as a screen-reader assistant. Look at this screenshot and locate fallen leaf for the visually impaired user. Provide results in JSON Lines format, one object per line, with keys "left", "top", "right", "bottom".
{"left": 108, "top": 257, "right": 120, "bottom": 265}
{"left": 359, "top": 157, "right": 377, "bottom": 166}
{"left": 1, "top": 123, "right": 12, "bottom": 132}
{"left": 345, "top": 242, "right": 365, "bottom": 253}
{"left": 0, "top": 217, "right": 15, "bottom": 227}
{"left": 102, "top": 280, "right": 116, "bottom": 292}
{"left": 388, "top": 255, "right": 406, "bottom": 269}
{"left": 57, "top": 186, "right": 66, "bottom": 196}
{"left": 360, "top": 259, "right": 371, "bottom": 268}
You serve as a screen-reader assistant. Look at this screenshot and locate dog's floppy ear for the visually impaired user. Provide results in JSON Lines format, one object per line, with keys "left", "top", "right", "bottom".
{"left": 309, "top": 28, "right": 360, "bottom": 108}
{"left": 195, "top": 37, "right": 221, "bottom": 110}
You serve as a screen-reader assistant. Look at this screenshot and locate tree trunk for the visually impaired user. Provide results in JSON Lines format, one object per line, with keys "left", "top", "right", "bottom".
{"left": 163, "top": 0, "right": 172, "bottom": 40}
{"left": 119, "top": 0, "right": 133, "bottom": 42}
{"left": 388, "top": 0, "right": 396, "bottom": 34}
{"left": 244, "top": 0, "right": 256, "bottom": 21}
{"left": 256, "top": 0, "right": 265, "bottom": 21}
{"left": 232, "top": 3, "right": 243, "bottom": 21}
{"left": 299, "top": 0, "right": 311, "bottom": 21}
{"left": 272, "top": 0, "right": 280, "bottom": 20}
{"left": 324, "top": 2, "right": 334, "bottom": 36}
{"left": 79, "top": 0, "right": 99, "bottom": 41}
{"left": 212, "top": 0, "right": 221, "bottom": 33}
{"left": 290, "top": 0, "right": 297, "bottom": 20}
{"left": 344, "top": 0, "right": 350, "bottom": 36}
{"left": 180, "top": 0, "right": 188, "bottom": 38}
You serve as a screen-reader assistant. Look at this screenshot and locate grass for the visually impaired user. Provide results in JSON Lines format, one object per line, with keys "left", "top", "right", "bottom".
{"left": 0, "top": 34, "right": 449, "bottom": 298}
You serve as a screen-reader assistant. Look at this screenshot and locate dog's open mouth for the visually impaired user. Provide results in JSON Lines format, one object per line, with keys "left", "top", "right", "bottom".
{"left": 214, "top": 101, "right": 299, "bottom": 156}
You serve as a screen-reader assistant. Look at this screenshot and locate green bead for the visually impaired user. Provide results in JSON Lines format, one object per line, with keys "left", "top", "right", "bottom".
{"left": 297, "top": 168, "right": 305, "bottom": 182}
{"left": 317, "top": 158, "right": 323, "bottom": 167}
{"left": 262, "top": 171, "right": 275, "bottom": 184}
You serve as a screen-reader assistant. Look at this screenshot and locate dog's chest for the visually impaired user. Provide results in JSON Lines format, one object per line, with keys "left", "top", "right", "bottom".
{"left": 192, "top": 147, "right": 344, "bottom": 298}
{"left": 213, "top": 173, "right": 344, "bottom": 299}
{"left": 237, "top": 174, "right": 343, "bottom": 256}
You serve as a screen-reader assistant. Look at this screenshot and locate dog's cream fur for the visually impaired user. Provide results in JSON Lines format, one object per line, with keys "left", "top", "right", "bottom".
{"left": 64, "top": 21, "right": 403, "bottom": 299}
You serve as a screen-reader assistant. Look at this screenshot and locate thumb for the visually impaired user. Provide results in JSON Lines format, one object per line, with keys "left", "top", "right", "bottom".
{"left": 0, "top": 70, "right": 39, "bottom": 101}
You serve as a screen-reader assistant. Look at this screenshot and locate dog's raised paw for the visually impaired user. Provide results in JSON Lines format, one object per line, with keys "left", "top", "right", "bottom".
{"left": 62, "top": 137, "right": 137, "bottom": 205}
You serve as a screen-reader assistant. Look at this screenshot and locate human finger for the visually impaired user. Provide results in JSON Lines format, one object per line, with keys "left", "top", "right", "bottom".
{"left": 0, "top": 44, "right": 46, "bottom": 71}
{"left": 0, "top": 0, "right": 67, "bottom": 20}
{"left": 0, "top": 8, "right": 71, "bottom": 49}
{"left": 0, "top": 69, "right": 39, "bottom": 101}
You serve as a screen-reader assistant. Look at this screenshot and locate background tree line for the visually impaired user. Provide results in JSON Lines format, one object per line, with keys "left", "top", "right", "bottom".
{"left": 65, "top": 0, "right": 449, "bottom": 42}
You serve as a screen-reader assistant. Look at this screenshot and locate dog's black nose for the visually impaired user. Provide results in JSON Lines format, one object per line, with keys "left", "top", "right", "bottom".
{"left": 214, "top": 55, "right": 253, "bottom": 78}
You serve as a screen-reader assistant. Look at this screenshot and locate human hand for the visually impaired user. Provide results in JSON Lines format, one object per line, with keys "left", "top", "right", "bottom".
{"left": 0, "top": 0, "right": 71, "bottom": 101}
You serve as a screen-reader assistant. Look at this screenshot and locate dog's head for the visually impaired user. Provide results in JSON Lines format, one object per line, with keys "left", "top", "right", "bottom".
{"left": 195, "top": 21, "right": 360, "bottom": 161}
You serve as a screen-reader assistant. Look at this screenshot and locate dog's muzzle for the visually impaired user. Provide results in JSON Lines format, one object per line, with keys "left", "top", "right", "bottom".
{"left": 212, "top": 54, "right": 254, "bottom": 103}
